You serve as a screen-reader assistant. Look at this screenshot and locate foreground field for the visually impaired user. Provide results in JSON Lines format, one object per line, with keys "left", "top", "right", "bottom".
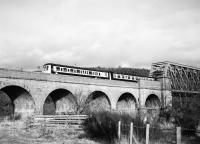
{"left": 0, "top": 119, "right": 199, "bottom": 144}
{"left": 0, "top": 120, "right": 102, "bottom": 144}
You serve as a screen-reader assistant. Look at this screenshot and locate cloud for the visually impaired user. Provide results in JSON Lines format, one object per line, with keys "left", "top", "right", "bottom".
{"left": 0, "top": 0, "right": 200, "bottom": 69}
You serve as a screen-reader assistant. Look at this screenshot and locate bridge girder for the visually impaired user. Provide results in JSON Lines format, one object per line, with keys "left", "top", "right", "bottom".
{"left": 150, "top": 61, "right": 200, "bottom": 93}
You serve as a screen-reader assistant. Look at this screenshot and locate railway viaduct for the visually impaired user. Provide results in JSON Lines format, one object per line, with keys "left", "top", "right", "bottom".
{"left": 0, "top": 65, "right": 173, "bottom": 118}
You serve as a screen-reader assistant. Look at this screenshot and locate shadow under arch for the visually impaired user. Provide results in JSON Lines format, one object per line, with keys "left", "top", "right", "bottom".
{"left": 83, "top": 91, "right": 111, "bottom": 114}
{"left": 145, "top": 94, "right": 161, "bottom": 108}
{"left": 116, "top": 92, "right": 137, "bottom": 110}
{"left": 43, "top": 88, "right": 77, "bottom": 115}
{"left": 0, "top": 85, "right": 35, "bottom": 118}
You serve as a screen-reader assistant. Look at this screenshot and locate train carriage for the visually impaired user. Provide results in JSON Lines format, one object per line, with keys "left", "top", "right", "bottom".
{"left": 43, "top": 63, "right": 109, "bottom": 79}
{"left": 43, "top": 63, "right": 154, "bottom": 82}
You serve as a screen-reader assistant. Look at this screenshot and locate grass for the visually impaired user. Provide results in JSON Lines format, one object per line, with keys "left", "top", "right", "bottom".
{"left": 0, "top": 118, "right": 101, "bottom": 144}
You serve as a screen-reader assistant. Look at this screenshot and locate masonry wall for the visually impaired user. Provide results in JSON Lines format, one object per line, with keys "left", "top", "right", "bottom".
{"left": 0, "top": 68, "right": 171, "bottom": 116}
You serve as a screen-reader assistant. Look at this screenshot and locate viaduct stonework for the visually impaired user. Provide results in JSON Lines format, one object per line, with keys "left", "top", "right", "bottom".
{"left": 0, "top": 65, "right": 172, "bottom": 118}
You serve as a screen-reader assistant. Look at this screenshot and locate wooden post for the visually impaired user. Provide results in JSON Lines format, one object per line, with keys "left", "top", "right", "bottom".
{"left": 146, "top": 124, "right": 150, "bottom": 144}
{"left": 176, "top": 127, "right": 181, "bottom": 144}
{"left": 130, "top": 122, "right": 133, "bottom": 144}
{"left": 118, "top": 121, "right": 121, "bottom": 141}
{"left": 132, "top": 123, "right": 139, "bottom": 144}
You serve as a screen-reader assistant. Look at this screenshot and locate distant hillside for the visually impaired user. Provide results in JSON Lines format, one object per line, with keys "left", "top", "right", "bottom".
{"left": 86, "top": 67, "right": 150, "bottom": 77}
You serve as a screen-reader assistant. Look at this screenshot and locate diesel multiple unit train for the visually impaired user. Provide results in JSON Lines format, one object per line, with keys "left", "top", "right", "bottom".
{"left": 43, "top": 63, "right": 154, "bottom": 82}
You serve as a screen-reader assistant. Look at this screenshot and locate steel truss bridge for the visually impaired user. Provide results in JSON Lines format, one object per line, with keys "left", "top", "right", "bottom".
{"left": 150, "top": 61, "right": 200, "bottom": 106}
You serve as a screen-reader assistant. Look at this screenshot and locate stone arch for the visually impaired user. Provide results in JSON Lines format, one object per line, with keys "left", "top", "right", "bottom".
{"left": 145, "top": 94, "right": 161, "bottom": 108}
{"left": 83, "top": 91, "right": 111, "bottom": 113}
{"left": 116, "top": 92, "right": 137, "bottom": 110}
{"left": 0, "top": 85, "right": 35, "bottom": 118}
{"left": 43, "top": 88, "right": 77, "bottom": 115}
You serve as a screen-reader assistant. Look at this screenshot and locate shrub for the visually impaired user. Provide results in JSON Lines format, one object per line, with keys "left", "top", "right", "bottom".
{"left": 7, "top": 113, "right": 22, "bottom": 121}
{"left": 159, "top": 97, "right": 200, "bottom": 136}
{"left": 83, "top": 111, "right": 147, "bottom": 143}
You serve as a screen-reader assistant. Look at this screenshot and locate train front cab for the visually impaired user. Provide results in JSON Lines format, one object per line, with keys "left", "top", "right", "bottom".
{"left": 43, "top": 64, "right": 52, "bottom": 73}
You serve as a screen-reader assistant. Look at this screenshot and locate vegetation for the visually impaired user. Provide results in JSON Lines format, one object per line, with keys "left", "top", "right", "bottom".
{"left": 83, "top": 111, "right": 166, "bottom": 144}
{"left": 159, "top": 96, "right": 200, "bottom": 135}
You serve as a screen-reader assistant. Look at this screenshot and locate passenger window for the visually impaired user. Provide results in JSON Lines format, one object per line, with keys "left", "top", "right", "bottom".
{"left": 56, "top": 67, "right": 60, "bottom": 71}
{"left": 70, "top": 68, "right": 73, "bottom": 72}
{"left": 89, "top": 71, "right": 92, "bottom": 75}
{"left": 77, "top": 70, "right": 80, "bottom": 73}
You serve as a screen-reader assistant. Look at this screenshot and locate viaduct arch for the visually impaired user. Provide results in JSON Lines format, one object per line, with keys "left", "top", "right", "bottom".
{"left": 0, "top": 85, "right": 35, "bottom": 118}
{"left": 116, "top": 92, "right": 137, "bottom": 110}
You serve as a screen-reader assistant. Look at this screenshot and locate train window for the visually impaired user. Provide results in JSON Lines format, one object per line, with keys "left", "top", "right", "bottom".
{"left": 63, "top": 68, "right": 67, "bottom": 71}
{"left": 128, "top": 76, "right": 130, "bottom": 79}
{"left": 80, "top": 70, "right": 83, "bottom": 74}
{"left": 122, "top": 75, "right": 124, "bottom": 79}
{"left": 67, "top": 68, "right": 70, "bottom": 72}
{"left": 56, "top": 66, "right": 60, "bottom": 71}
{"left": 74, "top": 69, "right": 77, "bottom": 73}
{"left": 98, "top": 73, "right": 101, "bottom": 76}
{"left": 70, "top": 68, "right": 73, "bottom": 72}
{"left": 117, "top": 75, "right": 120, "bottom": 78}
{"left": 86, "top": 71, "right": 89, "bottom": 74}
{"left": 77, "top": 70, "right": 80, "bottom": 73}
{"left": 95, "top": 72, "right": 98, "bottom": 75}
{"left": 89, "top": 71, "right": 92, "bottom": 75}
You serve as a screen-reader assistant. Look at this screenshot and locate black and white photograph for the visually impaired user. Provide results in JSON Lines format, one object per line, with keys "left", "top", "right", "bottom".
{"left": 0, "top": 0, "right": 200, "bottom": 143}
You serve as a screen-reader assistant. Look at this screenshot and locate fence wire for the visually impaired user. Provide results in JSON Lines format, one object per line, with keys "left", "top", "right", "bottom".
{"left": 120, "top": 122, "right": 176, "bottom": 144}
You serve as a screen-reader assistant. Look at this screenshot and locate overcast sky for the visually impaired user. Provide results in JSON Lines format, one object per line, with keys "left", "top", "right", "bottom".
{"left": 0, "top": 0, "right": 200, "bottom": 69}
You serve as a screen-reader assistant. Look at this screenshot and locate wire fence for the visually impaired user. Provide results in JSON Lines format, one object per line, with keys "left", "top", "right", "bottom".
{"left": 118, "top": 121, "right": 179, "bottom": 144}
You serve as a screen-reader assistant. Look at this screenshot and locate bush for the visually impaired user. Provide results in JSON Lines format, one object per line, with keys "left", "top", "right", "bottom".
{"left": 7, "top": 113, "right": 22, "bottom": 121}
{"left": 159, "top": 97, "right": 200, "bottom": 136}
{"left": 83, "top": 111, "right": 147, "bottom": 143}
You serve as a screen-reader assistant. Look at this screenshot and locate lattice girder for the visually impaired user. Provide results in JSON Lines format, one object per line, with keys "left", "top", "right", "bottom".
{"left": 150, "top": 61, "right": 200, "bottom": 93}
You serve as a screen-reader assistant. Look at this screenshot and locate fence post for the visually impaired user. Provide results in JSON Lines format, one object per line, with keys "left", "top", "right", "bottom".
{"left": 130, "top": 122, "right": 133, "bottom": 144}
{"left": 132, "top": 123, "right": 139, "bottom": 144}
{"left": 118, "top": 121, "right": 121, "bottom": 141}
{"left": 146, "top": 124, "right": 149, "bottom": 144}
{"left": 176, "top": 127, "right": 181, "bottom": 144}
